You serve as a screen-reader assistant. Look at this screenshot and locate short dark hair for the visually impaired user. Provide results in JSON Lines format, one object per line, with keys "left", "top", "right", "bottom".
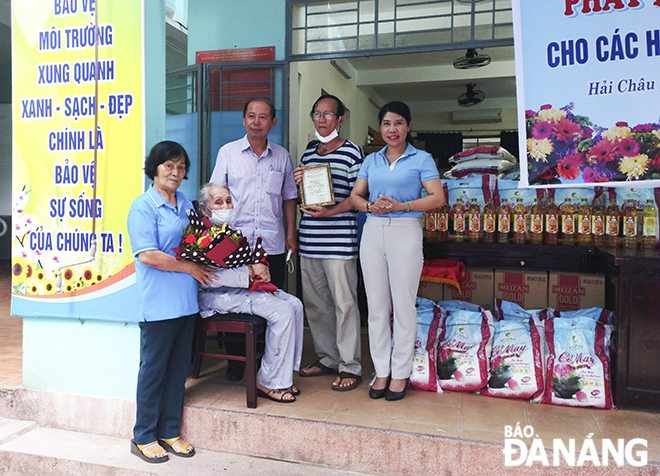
{"left": 379, "top": 101, "right": 413, "bottom": 144}
{"left": 310, "top": 94, "right": 345, "bottom": 118}
{"left": 144, "top": 141, "right": 190, "bottom": 180}
{"left": 243, "top": 98, "right": 276, "bottom": 119}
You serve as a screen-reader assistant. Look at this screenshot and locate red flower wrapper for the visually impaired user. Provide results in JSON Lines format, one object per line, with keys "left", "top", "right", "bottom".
{"left": 173, "top": 205, "right": 277, "bottom": 292}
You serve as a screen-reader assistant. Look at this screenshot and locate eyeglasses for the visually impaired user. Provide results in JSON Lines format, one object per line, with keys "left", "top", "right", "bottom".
{"left": 311, "top": 112, "right": 338, "bottom": 120}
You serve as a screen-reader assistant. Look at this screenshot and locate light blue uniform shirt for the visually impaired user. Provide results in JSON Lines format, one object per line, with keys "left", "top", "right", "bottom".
{"left": 127, "top": 185, "right": 199, "bottom": 322}
{"left": 358, "top": 143, "right": 439, "bottom": 219}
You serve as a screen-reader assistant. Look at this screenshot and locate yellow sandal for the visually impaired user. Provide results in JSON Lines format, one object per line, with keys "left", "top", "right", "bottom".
{"left": 159, "top": 436, "right": 195, "bottom": 458}
{"left": 130, "top": 439, "right": 169, "bottom": 463}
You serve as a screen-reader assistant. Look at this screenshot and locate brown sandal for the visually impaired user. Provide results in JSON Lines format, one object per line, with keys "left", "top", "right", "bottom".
{"left": 332, "top": 372, "right": 362, "bottom": 392}
{"left": 299, "top": 359, "right": 338, "bottom": 377}
{"left": 257, "top": 388, "right": 296, "bottom": 403}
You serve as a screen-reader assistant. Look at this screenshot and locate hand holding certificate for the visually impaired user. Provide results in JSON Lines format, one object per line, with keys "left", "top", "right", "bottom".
{"left": 299, "top": 164, "right": 335, "bottom": 208}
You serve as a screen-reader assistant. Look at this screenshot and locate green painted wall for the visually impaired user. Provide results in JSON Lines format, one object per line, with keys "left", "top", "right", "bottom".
{"left": 23, "top": 318, "right": 140, "bottom": 399}
{"left": 187, "top": 0, "right": 286, "bottom": 63}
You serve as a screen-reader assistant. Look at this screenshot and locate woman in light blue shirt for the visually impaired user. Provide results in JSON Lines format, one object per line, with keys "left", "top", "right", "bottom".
{"left": 127, "top": 141, "right": 215, "bottom": 463}
{"left": 350, "top": 101, "right": 445, "bottom": 401}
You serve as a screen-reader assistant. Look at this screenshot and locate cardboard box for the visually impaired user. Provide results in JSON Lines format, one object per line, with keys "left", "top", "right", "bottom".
{"left": 418, "top": 281, "right": 444, "bottom": 303}
{"left": 443, "top": 269, "right": 494, "bottom": 311}
{"left": 494, "top": 270, "right": 548, "bottom": 310}
{"left": 548, "top": 272, "right": 605, "bottom": 312}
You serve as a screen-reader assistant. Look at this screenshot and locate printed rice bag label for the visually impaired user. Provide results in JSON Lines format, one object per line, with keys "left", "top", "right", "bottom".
{"left": 437, "top": 309, "right": 493, "bottom": 392}
{"left": 445, "top": 177, "right": 490, "bottom": 208}
{"left": 481, "top": 318, "right": 544, "bottom": 400}
{"left": 497, "top": 179, "right": 543, "bottom": 212}
{"left": 410, "top": 298, "right": 443, "bottom": 393}
{"left": 542, "top": 317, "right": 614, "bottom": 409}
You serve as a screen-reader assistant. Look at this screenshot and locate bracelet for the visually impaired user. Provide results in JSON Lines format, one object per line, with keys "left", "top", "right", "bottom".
{"left": 404, "top": 201, "right": 410, "bottom": 213}
{"left": 366, "top": 201, "right": 372, "bottom": 213}
{"left": 247, "top": 264, "right": 255, "bottom": 281}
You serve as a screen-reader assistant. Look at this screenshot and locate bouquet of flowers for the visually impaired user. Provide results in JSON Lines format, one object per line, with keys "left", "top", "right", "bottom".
{"left": 173, "top": 203, "right": 276, "bottom": 292}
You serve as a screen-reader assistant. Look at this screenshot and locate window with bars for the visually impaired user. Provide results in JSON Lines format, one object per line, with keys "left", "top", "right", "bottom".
{"left": 289, "top": 0, "right": 513, "bottom": 59}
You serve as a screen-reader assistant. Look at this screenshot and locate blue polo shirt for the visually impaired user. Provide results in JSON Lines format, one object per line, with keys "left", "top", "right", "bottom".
{"left": 358, "top": 143, "right": 439, "bottom": 219}
{"left": 127, "top": 186, "right": 199, "bottom": 322}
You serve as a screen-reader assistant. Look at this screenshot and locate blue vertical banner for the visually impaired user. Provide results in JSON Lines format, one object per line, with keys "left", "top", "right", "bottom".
{"left": 513, "top": 0, "right": 660, "bottom": 188}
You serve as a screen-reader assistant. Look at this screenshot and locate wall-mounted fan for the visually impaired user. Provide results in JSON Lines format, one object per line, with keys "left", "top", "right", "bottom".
{"left": 458, "top": 84, "right": 486, "bottom": 107}
{"left": 453, "top": 48, "right": 491, "bottom": 69}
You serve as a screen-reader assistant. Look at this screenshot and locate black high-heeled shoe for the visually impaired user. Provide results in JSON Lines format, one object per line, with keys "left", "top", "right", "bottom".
{"left": 369, "top": 377, "right": 390, "bottom": 399}
{"left": 385, "top": 378, "right": 409, "bottom": 401}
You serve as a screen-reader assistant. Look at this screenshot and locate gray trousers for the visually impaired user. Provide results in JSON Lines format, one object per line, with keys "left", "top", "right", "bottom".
{"left": 300, "top": 256, "right": 362, "bottom": 376}
{"left": 360, "top": 217, "right": 423, "bottom": 380}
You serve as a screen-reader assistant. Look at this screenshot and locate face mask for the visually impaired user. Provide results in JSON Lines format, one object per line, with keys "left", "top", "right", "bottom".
{"left": 210, "top": 208, "right": 234, "bottom": 226}
{"left": 315, "top": 127, "right": 339, "bottom": 144}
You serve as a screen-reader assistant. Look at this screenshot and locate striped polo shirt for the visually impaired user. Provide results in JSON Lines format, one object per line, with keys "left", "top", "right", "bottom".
{"left": 299, "top": 140, "right": 364, "bottom": 260}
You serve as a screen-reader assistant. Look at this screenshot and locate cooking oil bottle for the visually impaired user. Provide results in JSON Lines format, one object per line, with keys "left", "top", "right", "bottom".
{"left": 497, "top": 198, "right": 511, "bottom": 244}
{"left": 622, "top": 199, "right": 638, "bottom": 249}
{"left": 577, "top": 198, "right": 593, "bottom": 246}
{"left": 453, "top": 198, "right": 466, "bottom": 243}
{"left": 468, "top": 198, "right": 481, "bottom": 243}
{"left": 605, "top": 198, "right": 621, "bottom": 248}
{"left": 482, "top": 199, "right": 496, "bottom": 243}
{"left": 424, "top": 208, "right": 437, "bottom": 242}
{"left": 529, "top": 198, "right": 544, "bottom": 245}
{"left": 642, "top": 199, "right": 657, "bottom": 249}
{"left": 545, "top": 196, "right": 559, "bottom": 245}
{"left": 561, "top": 198, "right": 576, "bottom": 246}
{"left": 437, "top": 202, "right": 450, "bottom": 242}
{"left": 591, "top": 198, "right": 605, "bottom": 247}
{"left": 513, "top": 198, "right": 527, "bottom": 245}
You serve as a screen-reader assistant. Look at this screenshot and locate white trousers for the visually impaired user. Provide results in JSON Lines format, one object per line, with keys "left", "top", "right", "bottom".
{"left": 359, "top": 217, "right": 423, "bottom": 380}
{"left": 300, "top": 257, "right": 361, "bottom": 375}
{"left": 199, "top": 289, "right": 304, "bottom": 389}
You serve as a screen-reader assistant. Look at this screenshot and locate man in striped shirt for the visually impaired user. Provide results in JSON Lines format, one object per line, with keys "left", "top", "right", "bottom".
{"left": 294, "top": 95, "right": 364, "bottom": 391}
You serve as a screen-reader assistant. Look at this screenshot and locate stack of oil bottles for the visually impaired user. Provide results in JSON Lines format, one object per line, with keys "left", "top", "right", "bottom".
{"left": 424, "top": 194, "right": 658, "bottom": 249}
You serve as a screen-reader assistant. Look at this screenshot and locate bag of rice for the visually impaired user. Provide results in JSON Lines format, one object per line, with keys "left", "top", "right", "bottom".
{"left": 481, "top": 316, "right": 545, "bottom": 400}
{"left": 541, "top": 315, "right": 614, "bottom": 409}
{"left": 437, "top": 309, "right": 494, "bottom": 392}
{"left": 409, "top": 298, "right": 444, "bottom": 393}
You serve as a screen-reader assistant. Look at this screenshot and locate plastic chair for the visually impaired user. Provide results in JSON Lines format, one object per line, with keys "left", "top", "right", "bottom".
{"left": 191, "top": 313, "right": 267, "bottom": 408}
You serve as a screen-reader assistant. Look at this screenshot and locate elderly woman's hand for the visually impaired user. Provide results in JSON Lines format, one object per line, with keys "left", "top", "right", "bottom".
{"left": 249, "top": 263, "right": 271, "bottom": 283}
{"left": 186, "top": 262, "right": 218, "bottom": 286}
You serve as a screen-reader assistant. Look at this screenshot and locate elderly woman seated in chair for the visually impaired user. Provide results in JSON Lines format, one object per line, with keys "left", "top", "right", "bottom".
{"left": 197, "top": 183, "right": 304, "bottom": 403}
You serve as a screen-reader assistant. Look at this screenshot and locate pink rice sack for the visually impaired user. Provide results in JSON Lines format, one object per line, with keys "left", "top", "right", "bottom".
{"left": 409, "top": 298, "right": 444, "bottom": 393}
{"left": 541, "top": 315, "right": 614, "bottom": 409}
{"left": 437, "top": 308, "right": 494, "bottom": 392}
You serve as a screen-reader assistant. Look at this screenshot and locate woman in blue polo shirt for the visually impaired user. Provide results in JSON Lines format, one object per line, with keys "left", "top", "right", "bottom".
{"left": 350, "top": 101, "right": 445, "bottom": 401}
{"left": 127, "top": 141, "right": 216, "bottom": 463}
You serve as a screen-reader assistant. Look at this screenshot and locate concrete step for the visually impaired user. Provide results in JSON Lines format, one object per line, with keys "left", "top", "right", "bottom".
{"left": 0, "top": 418, "right": 375, "bottom": 476}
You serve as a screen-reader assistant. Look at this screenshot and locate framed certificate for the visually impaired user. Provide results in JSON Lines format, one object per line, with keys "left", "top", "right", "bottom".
{"left": 299, "top": 163, "right": 335, "bottom": 208}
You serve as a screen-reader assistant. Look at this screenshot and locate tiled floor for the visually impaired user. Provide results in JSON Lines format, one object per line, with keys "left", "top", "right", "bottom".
{"left": 1, "top": 260, "right": 659, "bottom": 463}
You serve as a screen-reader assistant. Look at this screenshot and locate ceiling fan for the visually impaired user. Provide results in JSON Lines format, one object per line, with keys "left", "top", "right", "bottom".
{"left": 457, "top": 84, "right": 486, "bottom": 107}
{"left": 453, "top": 48, "right": 492, "bottom": 69}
